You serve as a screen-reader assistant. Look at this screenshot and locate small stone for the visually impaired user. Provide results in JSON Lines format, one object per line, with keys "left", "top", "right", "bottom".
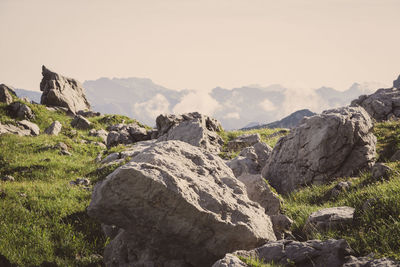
{"left": 371, "top": 163, "right": 392, "bottom": 180}
{"left": 227, "top": 133, "right": 261, "bottom": 151}
{"left": 304, "top": 206, "right": 355, "bottom": 233}
{"left": 1, "top": 175, "right": 15, "bottom": 182}
{"left": 17, "top": 120, "right": 40, "bottom": 136}
{"left": 44, "top": 121, "right": 62, "bottom": 135}
{"left": 71, "top": 115, "right": 91, "bottom": 130}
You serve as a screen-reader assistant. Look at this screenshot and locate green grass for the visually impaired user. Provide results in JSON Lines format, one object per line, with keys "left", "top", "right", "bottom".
{"left": 239, "top": 256, "right": 285, "bottom": 267}
{"left": 283, "top": 119, "right": 400, "bottom": 260}
{"left": 0, "top": 103, "right": 128, "bottom": 266}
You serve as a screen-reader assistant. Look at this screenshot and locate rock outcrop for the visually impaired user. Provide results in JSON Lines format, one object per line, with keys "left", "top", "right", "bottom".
{"left": 6, "top": 102, "right": 35, "bottom": 120}
{"left": 71, "top": 115, "right": 91, "bottom": 130}
{"left": 215, "top": 239, "right": 352, "bottom": 267}
{"left": 40, "top": 65, "right": 91, "bottom": 114}
{"left": 0, "top": 84, "right": 16, "bottom": 104}
{"left": 227, "top": 142, "right": 272, "bottom": 177}
{"left": 156, "top": 112, "right": 224, "bottom": 153}
{"left": 262, "top": 106, "right": 376, "bottom": 194}
{"left": 227, "top": 133, "right": 261, "bottom": 151}
{"left": 106, "top": 123, "right": 150, "bottom": 147}
{"left": 17, "top": 120, "right": 40, "bottom": 136}
{"left": 304, "top": 206, "right": 355, "bottom": 233}
{"left": 0, "top": 123, "right": 31, "bottom": 136}
{"left": 351, "top": 87, "right": 400, "bottom": 121}
{"left": 44, "top": 121, "right": 62, "bottom": 135}
{"left": 88, "top": 140, "right": 275, "bottom": 266}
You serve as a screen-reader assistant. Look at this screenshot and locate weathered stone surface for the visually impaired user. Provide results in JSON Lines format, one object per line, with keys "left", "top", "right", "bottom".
{"left": 237, "top": 174, "right": 281, "bottom": 216}
{"left": 212, "top": 254, "right": 247, "bottom": 267}
{"left": 77, "top": 110, "right": 101, "bottom": 118}
{"left": 0, "top": 84, "right": 16, "bottom": 104}
{"left": 71, "top": 115, "right": 91, "bottom": 130}
{"left": 6, "top": 102, "right": 35, "bottom": 120}
{"left": 391, "top": 150, "right": 400, "bottom": 161}
{"left": 228, "top": 142, "right": 272, "bottom": 177}
{"left": 216, "top": 239, "right": 352, "bottom": 267}
{"left": 44, "top": 121, "right": 62, "bottom": 135}
{"left": 17, "top": 120, "right": 40, "bottom": 136}
{"left": 156, "top": 112, "right": 224, "bottom": 153}
{"left": 262, "top": 106, "right": 376, "bottom": 194}
{"left": 88, "top": 140, "right": 275, "bottom": 267}
{"left": 270, "top": 214, "right": 293, "bottom": 240}
{"left": 227, "top": 134, "right": 261, "bottom": 151}
{"left": 304, "top": 206, "right": 355, "bottom": 233}
{"left": 106, "top": 123, "right": 150, "bottom": 147}
{"left": 351, "top": 87, "right": 400, "bottom": 121}
{"left": 40, "top": 65, "right": 91, "bottom": 114}
{"left": 0, "top": 123, "right": 31, "bottom": 136}
{"left": 328, "top": 181, "right": 353, "bottom": 199}
{"left": 344, "top": 256, "right": 400, "bottom": 267}
{"left": 371, "top": 163, "right": 393, "bottom": 180}
{"left": 89, "top": 129, "right": 108, "bottom": 143}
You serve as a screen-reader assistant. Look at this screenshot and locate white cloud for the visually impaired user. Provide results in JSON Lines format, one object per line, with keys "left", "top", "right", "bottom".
{"left": 173, "top": 91, "right": 219, "bottom": 116}
{"left": 223, "top": 112, "right": 240, "bottom": 119}
{"left": 133, "top": 93, "right": 170, "bottom": 118}
{"left": 259, "top": 98, "right": 277, "bottom": 112}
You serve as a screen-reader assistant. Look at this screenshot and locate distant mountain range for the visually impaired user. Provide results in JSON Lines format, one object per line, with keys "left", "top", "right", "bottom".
{"left": 13, "top": 78, "right": 386, "bottom": 129}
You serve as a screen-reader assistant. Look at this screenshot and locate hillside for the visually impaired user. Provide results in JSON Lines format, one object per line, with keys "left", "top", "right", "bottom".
{"left": 1, "top": 97, "right": 400, "bottom": 265}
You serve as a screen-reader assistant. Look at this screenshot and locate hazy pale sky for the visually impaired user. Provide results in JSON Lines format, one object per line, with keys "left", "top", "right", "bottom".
{"left": 1, "top": 0, "right": 399, "bottom": 92}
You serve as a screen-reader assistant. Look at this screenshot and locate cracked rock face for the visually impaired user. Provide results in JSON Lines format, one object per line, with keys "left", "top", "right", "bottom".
{"left": 88, "top": 140, "right": 275, "bottom": 267}
{"left": 40, "top": 65, "right": 91, "bottom": 114}
{"left": 156, "top": 112, "right": 224, "bottom": 153}
{"left": 215, "top": 239, "right": 352, "bottom": 267}
{"left": 351, "top": 87, "right": 400, "bottom": 121}
{"left": 0, "top": 84, "right": 16, "bottom": 105}
{"left": 262, "top": 106, "right": 376, "bottom": 194}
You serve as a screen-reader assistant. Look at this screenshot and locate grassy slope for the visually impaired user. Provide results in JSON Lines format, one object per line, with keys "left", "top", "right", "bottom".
{"left": 0, "top": 101, "right": 142, "bottom": 266}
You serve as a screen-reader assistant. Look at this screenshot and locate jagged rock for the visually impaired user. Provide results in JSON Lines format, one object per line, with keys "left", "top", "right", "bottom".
{"left": 237, "top": 174, "right": 281, "bottom": 216}
{"left": 6, "top": 102, "right": 35, "bottom": 120}
{"left": 89, "top": 129, "right": 108, "bottom": 143}
{"left": 371, "top": 163, "right": 393, "bottom": 180}
{"left": 1, "top": 175, "right": 15, "bottom": 182}
{"left": 351, "top": 87, "right": 400, "bottom": 121}
{"left": 393, "top": 75, "right": 400, "bottom": 89}
{"left": 391, "top": 150, "right": 400, "bottom": 161}
{"left": 77, "top": 110, "right": 101, "bottom": 118}
{"left": 106, "top": 123, "right": 150, "bottom": 147}
{"left": 71, "top": 115, "right": 91, "bottom": 130}
{"left": 270, "top": 214, "right": 293, "bottom": 240}
{"left": 0, "top": 84, "right": 16, "bottom": 104}
{"left": 228, "top": 142, "right": 272, "bottom": 177}
{"left": 262, "top": 106, "right": 376, "bottom": 194}
{"left": 0, "top": 123, "right": 31, "bottom": 136}
{"left": 17, "top": 120, "right": 40, "bottom": 136}
{"left": 304, "top": 206, "right": 355, "bottom": 233}
{"left": 40, "top": 65, "right": 91, "bottom": 114}
{"left": 88, "top": 140, "right": 276, "bottom": 267}
{"left": 227, "top": 133, "right": 261, "bottom": 151}
{"left": 328, "top": 181, "right": 353, "bottom": 199}
{"left": 44, "top": 121, "right": 62, "bottom": 135}
{"left": 212, "top": 254, "right": 247, "bottom": 267}
{"left": 215, "top": 239, "right": 352, "bottom": 267}
{"left": 156, "top": 112, "right": 224, "bottom": 153}
{"left": 344, "top": 256, "right": 400, "bottom": 267}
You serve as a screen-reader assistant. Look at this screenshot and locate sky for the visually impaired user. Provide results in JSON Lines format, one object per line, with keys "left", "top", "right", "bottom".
{"left": 0, "top": 0, "right": 399, "bottom": 92}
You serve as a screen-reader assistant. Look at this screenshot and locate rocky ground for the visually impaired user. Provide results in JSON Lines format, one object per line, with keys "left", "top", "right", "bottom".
{"left": 1, "top": 68, "right": 400, "bottom": 266}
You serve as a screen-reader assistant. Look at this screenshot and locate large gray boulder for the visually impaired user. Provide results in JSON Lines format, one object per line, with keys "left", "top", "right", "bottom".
{"left": 304, "top": 206, "right": 355, "bottom": 234}
{"left": 0, "top": 84, "right": 16, "bottom": 104}
{"left": 351, "top": 87, "right": 400, "bottom": 121}
{"left": 6, "top": 102, "right": 35, "bottom": 120}
{"left": 156, "top": 112, "right": 224, "bottom": 153}
{"left": 40, "top": 65, "right": 91, "bottom": 114}
{"left": 215, "top": 239, "right": 352, "bottom": 267}
{"left": 262, "top": 106, "right": 376, "bottom": 194}
{"left": 88, "top": 140, "right": 276, "bottom": 267}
